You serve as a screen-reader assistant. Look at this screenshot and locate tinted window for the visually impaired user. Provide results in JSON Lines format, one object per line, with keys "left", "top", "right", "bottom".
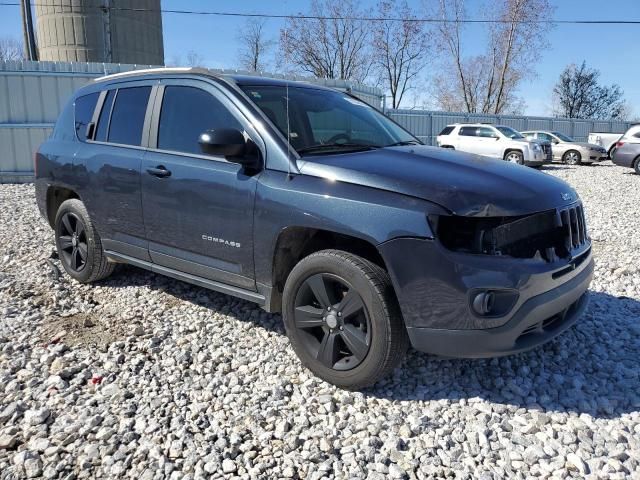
{"left": 74, "top": 92, "right": 99, "bottom": 141}
{"left": 108, "top": 86, "right": 151, "bottom": 146}
{"left": 241, "top": 86, "right": 417, "bottom": 155}
{"left": 438, "top": 126, "right": 454, "bottom": 136}
{"left": 459, "top": 126, "right": 478, "bottom": 137}
{"left": 95, "top": 89, "right": 116, "bottom": 142}
{"left": 633, "top": 132, "right": 640, "bottom": 139}
{"left": 158, "top": 86, "right": 242, "bottom": 155}
{"left": 478, "top": 127, "right": 497, "bottom": 138}
{"left": 535, "top": 132, "right": 549, "bottom": 141}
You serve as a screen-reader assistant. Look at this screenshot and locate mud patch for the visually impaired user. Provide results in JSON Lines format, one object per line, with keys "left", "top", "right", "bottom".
{"left": 39, "top": 313, "right": 127, "bottom": 347}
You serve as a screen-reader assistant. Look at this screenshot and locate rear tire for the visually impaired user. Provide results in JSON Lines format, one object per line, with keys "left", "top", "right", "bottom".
{"left": 282, "top": 250, "right": 408, "bottom": 389}
{"left": 54, "top": 199, "right": 114, "bottom": 283}
{"left": 563, "top": 150, "right": 582, "bottom": 165}
{"left": 634, "top": 157, "right": 640, "bottom": 175}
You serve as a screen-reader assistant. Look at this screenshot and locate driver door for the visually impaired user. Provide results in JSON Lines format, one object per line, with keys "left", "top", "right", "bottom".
{"left": 141, "top": 79, "right": 262, "bottom": 290}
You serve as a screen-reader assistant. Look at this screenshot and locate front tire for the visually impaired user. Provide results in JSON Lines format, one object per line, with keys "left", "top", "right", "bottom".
{"left": 282, "top": 250, "right": 408, "bottom": 389}
{"left": 54, "top": 199, "right": 114, "bottom": 283}
{"left": 505, "top": 150, "right": 524, "bottom": 165}
{"left": 634, "top": 157, "right": 640, "bottom": 175}
{"left": 563, "top": 150, "right": 582, "bottom": 165}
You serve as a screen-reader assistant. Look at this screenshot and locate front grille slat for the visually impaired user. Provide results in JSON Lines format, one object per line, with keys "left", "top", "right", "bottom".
{"left": 556, "top": 202, "right": 588, "bottom": 261}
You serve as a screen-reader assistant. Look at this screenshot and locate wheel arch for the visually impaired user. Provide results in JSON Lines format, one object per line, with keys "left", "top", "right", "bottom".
{"left": 45, "top": 185, "right": 82, "bottom": 228}
{"left": 503, "top": 148, "right": 523, "bottom": 159}
{"left": 268, "top": 226, "right": 389, "bottom": 313}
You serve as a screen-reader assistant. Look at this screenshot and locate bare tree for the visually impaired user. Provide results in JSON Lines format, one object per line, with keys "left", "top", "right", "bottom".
{"left": 238, "top": 18, "right": 274, "bottom": 72}
{"left": 433, "top": 0, "right": 552, "bottom": 114}
{"left": 372, "top": 1, "right": 431, "bottom": 108}
{"left": 166, "top": 50, "right": 205, "bottom": 68}
{"left": 0, "top": 37, "right": 23, "bottom": 62}
{"left": 280, "top": 0, "right": 373, "bottom": 82}
{"left": 553, "top": 62, "right": 627, "bottom": 120}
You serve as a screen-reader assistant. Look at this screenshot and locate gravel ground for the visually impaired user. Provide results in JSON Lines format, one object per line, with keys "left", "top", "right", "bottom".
{"left": 0, "top": 162, "right": 639, "bottom": 480}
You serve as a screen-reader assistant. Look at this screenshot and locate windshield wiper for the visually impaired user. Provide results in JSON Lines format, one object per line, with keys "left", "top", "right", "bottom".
{"left": 384, "top": 140, "right": 421, "bottom": 147}
{"left": 296, "top": 143, "right": 377, "bottom": 156}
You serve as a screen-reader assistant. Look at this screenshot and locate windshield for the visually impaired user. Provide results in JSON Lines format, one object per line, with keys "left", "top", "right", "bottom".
{"left": 240, "top": 85, "right": 419, "bottom": 156}
{"left": 496, "top": 126, "right": 525, "bottom": 139}
{"left": 552, "top": 131, "right": 574, "bottom": 142}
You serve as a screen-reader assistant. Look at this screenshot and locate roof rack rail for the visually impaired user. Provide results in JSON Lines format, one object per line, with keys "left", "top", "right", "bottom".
{"left": 94, "top": 67, "right": 215, "bottom": 83}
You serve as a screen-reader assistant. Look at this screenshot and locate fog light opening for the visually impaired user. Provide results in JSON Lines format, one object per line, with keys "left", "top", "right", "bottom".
{"left": 473, "top": 291, "right": 496, "bottom": 316}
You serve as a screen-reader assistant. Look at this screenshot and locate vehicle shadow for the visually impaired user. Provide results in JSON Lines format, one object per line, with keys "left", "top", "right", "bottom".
{"left": 99, "top": 266, "right": 640, "bottom": 419}
{"left": 367, "top": 290, "right": 640, "bottom": 420}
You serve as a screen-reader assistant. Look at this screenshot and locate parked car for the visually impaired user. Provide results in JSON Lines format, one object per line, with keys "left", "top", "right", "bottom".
{"left": 436, "top": 123, "right": 547, "bottom": 167}
{"left": 35, "top": 68, "right": 593, "bottom": 388}
{"left": 611, "top": 124, "right": 640, "bottom": 174}
{"left": 521, "top": 131, "right": 607, "bottom": 165}
{"left": 588, "top": 132, "right": 623, "bottom": 158}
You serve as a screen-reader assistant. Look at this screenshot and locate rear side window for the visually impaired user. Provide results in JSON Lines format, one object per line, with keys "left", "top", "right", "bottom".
{"left": 459, "top": 126, "right": 478, "bottom": 137}
{"left": 74, "top": 92, "right": 99, "bottom": 141}
{"left": 438, "top": 126, "right": 454, "bottom": 136}
{"left": 108, "top": 86, "right": 151, "bottom": 146}
{"left": 157, "top": 86, "right": 242, "bottom": 156}
{"left": 95, "top": 89, "right": 116, "bottom": 142}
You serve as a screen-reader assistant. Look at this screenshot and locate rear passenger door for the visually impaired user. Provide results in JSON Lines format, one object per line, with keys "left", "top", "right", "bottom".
{"left": 141, "top": 79, "right": 262, "bottom": 290}
{"left": 76, "top": 81, "right": 154, "bottom": 261}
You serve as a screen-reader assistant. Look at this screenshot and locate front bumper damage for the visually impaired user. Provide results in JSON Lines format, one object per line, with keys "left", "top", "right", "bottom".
{"left": 379, "top": 213, "right": 593, "bottom": 358}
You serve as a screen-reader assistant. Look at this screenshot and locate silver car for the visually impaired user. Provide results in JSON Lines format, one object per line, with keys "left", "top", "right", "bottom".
{"left": 522, "top": 131, "right": 607, "bottom": 165}
{"left": 611, "top": 124, "right": 640, "bottom": 174}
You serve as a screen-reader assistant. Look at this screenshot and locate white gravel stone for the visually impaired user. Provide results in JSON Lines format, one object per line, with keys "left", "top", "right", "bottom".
{"left": 0, "top": 166, "right": 639, "bottom": 478}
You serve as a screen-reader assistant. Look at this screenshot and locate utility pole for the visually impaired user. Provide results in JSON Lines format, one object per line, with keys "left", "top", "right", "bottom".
{"left": 101, "top": 0, "right": 113, "bottom": 63}
{"left": 20, "top": 0, "right": 38, "bottom": 61}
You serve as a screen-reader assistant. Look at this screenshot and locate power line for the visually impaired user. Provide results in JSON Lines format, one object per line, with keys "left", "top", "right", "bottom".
{"left": 0, "top": 2, "right": 639, "bottom": 25}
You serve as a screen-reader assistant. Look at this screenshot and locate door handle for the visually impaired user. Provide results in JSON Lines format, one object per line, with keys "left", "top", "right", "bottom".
{"left": 147, "top": 165, "right": 171, "bottom": 178}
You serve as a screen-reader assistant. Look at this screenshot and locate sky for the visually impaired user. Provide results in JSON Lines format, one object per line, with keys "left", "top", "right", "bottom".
{"left": 1, "top": 0, "right": 639, "bottom": 116}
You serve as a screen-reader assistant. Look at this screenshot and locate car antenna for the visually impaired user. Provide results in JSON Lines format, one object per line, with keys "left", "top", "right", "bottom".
{"left": 283, "top": 11, "right": 294, "bottom": 180}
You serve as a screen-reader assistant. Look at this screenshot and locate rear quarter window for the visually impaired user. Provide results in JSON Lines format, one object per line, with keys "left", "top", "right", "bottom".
{"left": 74, "top": 92, "right": 99, "bottom": 142}
{"left": 52, "top": 99, "right": 75, "bottom": 141}
{"left": 438, "top": 126, "right": 454, "bottom": 136}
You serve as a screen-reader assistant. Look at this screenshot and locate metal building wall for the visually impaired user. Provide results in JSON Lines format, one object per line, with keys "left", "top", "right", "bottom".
{"left": 35, "top": 0, "right": 164, "bottom": 65}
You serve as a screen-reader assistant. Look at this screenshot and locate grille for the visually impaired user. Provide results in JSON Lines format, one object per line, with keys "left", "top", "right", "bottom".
{"left": 557, "top": 203, "right": 588, "bottom": 252}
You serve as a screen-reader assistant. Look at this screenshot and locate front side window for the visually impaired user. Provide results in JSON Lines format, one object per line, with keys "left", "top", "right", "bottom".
{"left": 74, "top": 92, "right": 99, "bottom": 141}
{"left": 478, "top": 127, "right": 497, "bottom": 138}
{"left": 157, "top": 86, "right": 243, "bottom": 156}
{"left": 496, "top": 126, "right": 524, "bottom": 139}
{"left": 108, "top": 86, "right": 151, "bottom": 146}
{"left": 241, "top": 85, "right": 418, "bottom": 156}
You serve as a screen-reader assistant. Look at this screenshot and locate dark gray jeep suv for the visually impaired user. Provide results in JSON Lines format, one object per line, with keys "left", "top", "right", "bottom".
{"left": 35, "top": 68, "right": 593, "bottom": 388}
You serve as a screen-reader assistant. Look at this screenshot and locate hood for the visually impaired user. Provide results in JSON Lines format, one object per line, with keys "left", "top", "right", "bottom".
{"left": 299, "top": 145, "right": 578, "bottom": 217}
{"left": 569, "top": 142, "right": 606, "bottom": 150}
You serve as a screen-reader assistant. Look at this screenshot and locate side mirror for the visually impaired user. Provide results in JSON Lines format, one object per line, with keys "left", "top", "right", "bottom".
{"left": 494, "top": 136, "right": 500, "bottom": 141}
{"left": 553, "top": 139, "right": 560, "bottom": 145}
{"left": 199, "top": 128, "right": 246, "bottom": 157}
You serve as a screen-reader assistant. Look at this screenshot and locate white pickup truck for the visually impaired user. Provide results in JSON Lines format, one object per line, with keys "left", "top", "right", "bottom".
{"left": 588, "top": 132, "right": 623, "bottom": 158}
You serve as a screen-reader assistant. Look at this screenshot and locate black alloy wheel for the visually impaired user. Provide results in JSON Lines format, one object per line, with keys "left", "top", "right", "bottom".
{"left": 293, "top": 273, "right": 371, "bottom": 371}
{"left": 57, "top": 212, "right": 88, "bottom": 272}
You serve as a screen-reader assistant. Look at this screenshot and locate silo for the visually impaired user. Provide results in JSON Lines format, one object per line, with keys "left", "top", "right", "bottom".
{"left": 35, "top": 0, "right": 164, "bottom": 65}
